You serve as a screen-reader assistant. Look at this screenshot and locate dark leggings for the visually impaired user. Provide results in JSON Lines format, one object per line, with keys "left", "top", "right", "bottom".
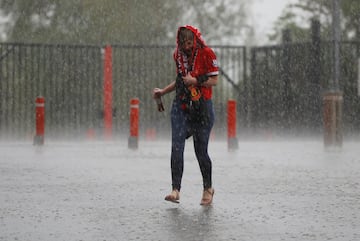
{"left": 170, "top": 99, "right": 214, "bottom": 191}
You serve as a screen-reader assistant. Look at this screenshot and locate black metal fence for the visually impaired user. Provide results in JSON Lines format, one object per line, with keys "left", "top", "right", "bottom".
{"left": 111, "top": 45, "right": 247, "bottom": 138}
{"left": 0, "top": 43, "right": 247, "bottom": 140}
{"left": 250, "top": 21, "right": 360, "bottom": 137}
{"left": 1, "top": 22, "right": 360, "bottom": 140}
{"left": 0, "top": 43, "right": 103, "bottom": 140}
{"left": 250, "top": 42, "right": 323, "bottom": 134}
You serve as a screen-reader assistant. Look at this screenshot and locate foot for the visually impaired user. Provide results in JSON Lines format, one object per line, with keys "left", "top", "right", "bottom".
{"left": 200, "top": 188, "right": 214, "bottom": 206}
{"left": 164, "top": 189, "right": 180, "bottom": 203}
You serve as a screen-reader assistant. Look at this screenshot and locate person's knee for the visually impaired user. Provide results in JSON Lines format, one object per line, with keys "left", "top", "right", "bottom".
{"left": 195, "top": 148, "right": 209, "bottom": 160}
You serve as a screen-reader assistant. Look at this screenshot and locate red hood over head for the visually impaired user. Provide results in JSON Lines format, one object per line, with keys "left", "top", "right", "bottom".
{"left": 176, "top": 25, "right": 206, "bottom": 49}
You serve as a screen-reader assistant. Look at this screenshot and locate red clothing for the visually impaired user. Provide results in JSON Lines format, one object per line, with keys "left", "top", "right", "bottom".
{"left": 173, "top": 25, "right": 219, "bottom": 100}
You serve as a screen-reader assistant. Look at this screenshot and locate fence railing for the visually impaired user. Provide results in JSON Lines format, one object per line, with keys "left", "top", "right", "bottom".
{"left": 0, "top": 43, "right": 247, "bottom": 140}
{"left": 250, "top": 37, "right": 360, "bottom": 136}
{"left": 1, "top": 36, "right": 359, "bottom": 140}
{"left": 0, "top": 43, "right": 103, "bottom": 140}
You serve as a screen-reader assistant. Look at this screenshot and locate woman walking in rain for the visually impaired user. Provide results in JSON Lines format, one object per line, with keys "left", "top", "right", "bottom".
{"left": 153, "top": 25, "right": 219, "bottom": 205}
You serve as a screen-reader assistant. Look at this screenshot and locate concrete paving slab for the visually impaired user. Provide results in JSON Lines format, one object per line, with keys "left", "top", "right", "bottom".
{"left": 0, "top": 139, "right": 359, "bottom": 241}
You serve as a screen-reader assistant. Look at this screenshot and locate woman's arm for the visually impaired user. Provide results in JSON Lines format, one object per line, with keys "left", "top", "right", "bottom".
{"left": 153, "top": 81, "right": 176, "bottom": 98}
{"left": 182, "top": 72, "right": 218, "bottom": 87}
{"left": 201, "top": 75, "right": 218, "bottom": 87}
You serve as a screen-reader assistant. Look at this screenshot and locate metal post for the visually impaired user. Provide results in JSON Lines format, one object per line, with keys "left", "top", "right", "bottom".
{"left": 227, "top": 99, "right": 238, "bottom": 151}
{"left": 128, "top": 98, "right": 140, "bottom": 149}
{"left": 34, "top": 96, "right": 45, "bottom": 145}
{"left": 103, "top": 45, "right": 113, "bottom": 140}
{"left": 323, "top": 0, "right": 343, "bottom": 149}
{"left": 282, "top": 28, "right": 292, "bottom": 129}
{"left": 332, "top": 0, "right": 341, "bottom": 91}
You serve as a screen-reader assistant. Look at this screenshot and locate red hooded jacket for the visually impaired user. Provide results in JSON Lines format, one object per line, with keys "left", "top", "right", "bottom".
{"left": 173, "top": 25, "right": 219, "bottom": 100}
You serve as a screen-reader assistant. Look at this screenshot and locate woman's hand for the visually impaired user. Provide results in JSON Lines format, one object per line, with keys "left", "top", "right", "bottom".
{"left": 182, "top": 72, "right": 197, "bottom": 86}
{"left": 153, "top": 88, "right": 163, "bottom": 99}
{"left": 152, "top": 80, "right": 176, "bottom": 98}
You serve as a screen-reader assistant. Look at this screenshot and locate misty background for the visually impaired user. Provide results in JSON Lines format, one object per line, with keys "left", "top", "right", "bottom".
{"left": 1, "top": 2, "right": 360, "bottom": 240}
{"left": 0, "top": 0, "right": 359, "bottom": 141}
{"left": 0, "top": 0, "right": 359, "bottom": 46}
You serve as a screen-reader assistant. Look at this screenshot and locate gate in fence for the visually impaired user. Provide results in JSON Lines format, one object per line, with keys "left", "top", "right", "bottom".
{"left": 250, "top": 20, "right": 360, "bottom": 137}
{"left": 0, "top": 43, "right": 246, "bottom": 140}
{"left": 1, "top": 22, "right": 360, "bottom": 141}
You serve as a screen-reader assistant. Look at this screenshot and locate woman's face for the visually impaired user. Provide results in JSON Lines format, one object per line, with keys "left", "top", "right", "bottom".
{"left": 180, "top": 38, "right": 193, "bottom": 56}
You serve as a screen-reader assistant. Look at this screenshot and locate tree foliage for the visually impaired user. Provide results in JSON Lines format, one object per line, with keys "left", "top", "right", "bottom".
{"left": 269, "top": 0, "right": 360, "bottom": 43}
{"left": 0, "top": 0, "right": 179, "bottom": 44}
{"left": 174, "top": 0, "right": 252, "bottom": 45}
{"left": 0, "top": 0, "right": 253, "bottom": 45}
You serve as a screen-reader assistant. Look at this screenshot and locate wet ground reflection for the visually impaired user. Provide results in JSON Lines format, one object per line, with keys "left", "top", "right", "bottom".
{"left": 165, "top": 206, "right": 214, "bottom": 240}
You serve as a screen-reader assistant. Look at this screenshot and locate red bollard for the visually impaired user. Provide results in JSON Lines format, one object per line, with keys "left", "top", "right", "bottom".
{"left": 86, "top": 128, "right": 96, "bottom": 140}
{"left": 323, "top": 91, "right": 343, "bottom": 149}
{"left": 227, "top": 99, "right": 238, "bottom": 150}
{"left": 103, "top": 45, "right": 113, "bottom": 140}
{"left": 128, "top": 98, "right": 140, "bottom": 149}
{"left": 34, "top": 96, "right": 45, "bottom": 145}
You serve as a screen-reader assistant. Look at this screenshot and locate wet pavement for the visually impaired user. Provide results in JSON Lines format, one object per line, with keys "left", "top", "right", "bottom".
{"left": 0, "top": 139, "right": 359, "bottom": 241}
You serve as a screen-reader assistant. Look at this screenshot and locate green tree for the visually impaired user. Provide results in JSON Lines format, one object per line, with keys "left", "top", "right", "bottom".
{"left": 173, "top": 0, "right": 252, "bottom": 45}
{"left": 341, "top": 0, "right": 360, "bottom": 40}
{"left": 0, "top": 0, "right": 180, "bottom": 44}
{"left": 0, "top": 0, "right": 253, "bottom": 45}
{"left": 268, "top": 0, "right": 360, "bottom": 43}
